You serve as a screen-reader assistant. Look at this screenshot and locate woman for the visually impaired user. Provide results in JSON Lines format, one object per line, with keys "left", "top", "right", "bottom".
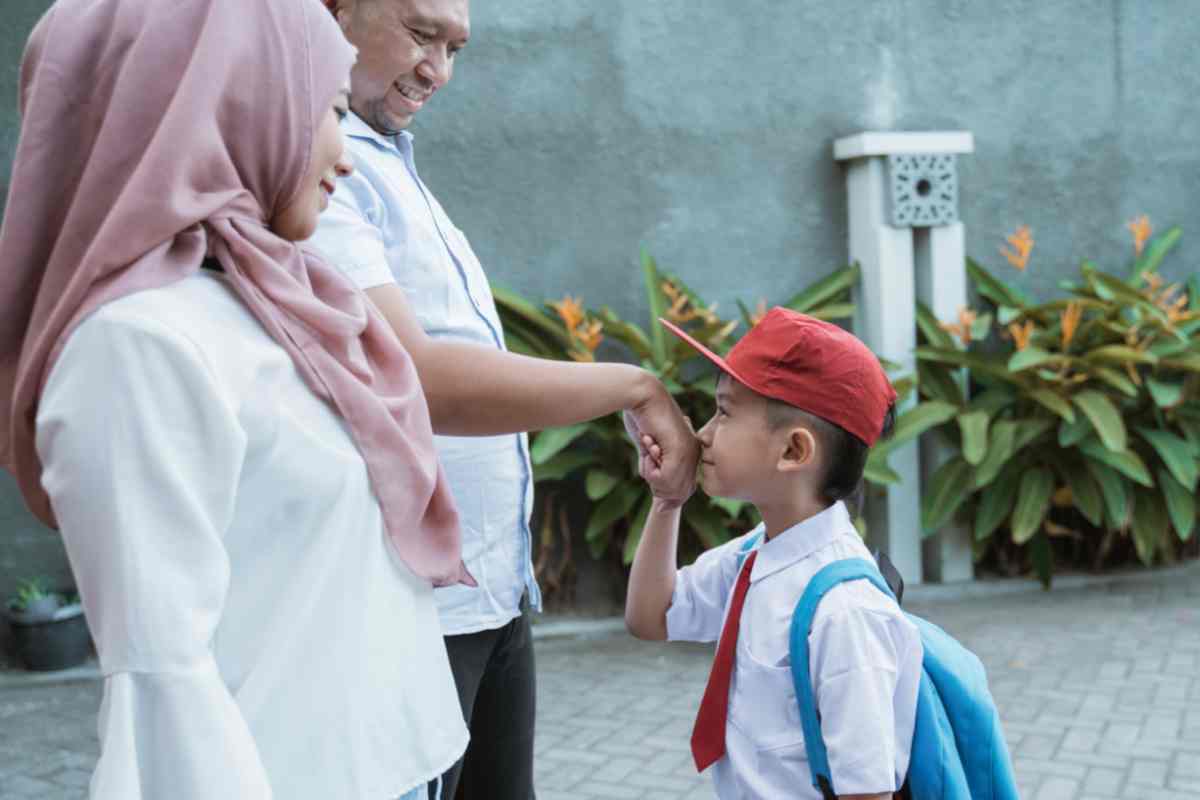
{"left": 0, "top": 0, "right": 469, "bottom": 797}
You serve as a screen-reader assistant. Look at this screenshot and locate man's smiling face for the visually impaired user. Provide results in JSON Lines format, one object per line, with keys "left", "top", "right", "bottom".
{"left": 331, "top": 0, "right": 470, "bottom": 135}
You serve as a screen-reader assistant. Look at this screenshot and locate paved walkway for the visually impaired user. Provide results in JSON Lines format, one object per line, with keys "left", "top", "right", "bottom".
{"left": 2, "top": 563, "right": 1199, "bottom": 799}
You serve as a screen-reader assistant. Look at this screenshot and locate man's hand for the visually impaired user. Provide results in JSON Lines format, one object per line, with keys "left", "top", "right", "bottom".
{"left": 623, "top": 387, "right": 698, "bottom": 507}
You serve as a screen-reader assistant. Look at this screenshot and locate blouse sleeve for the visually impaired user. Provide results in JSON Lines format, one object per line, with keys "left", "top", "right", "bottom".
{"left": 35, "top": 307, "right": 271, "bottom": 799}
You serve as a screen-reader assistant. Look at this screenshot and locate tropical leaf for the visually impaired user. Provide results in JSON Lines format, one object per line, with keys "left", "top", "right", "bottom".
{"left": 1058, "top": 413, "right": 1093, "bottom": 448}
{"left": 1012, "top": 418, "right": 1056, "bottom": 451}
{"left": 808, "top": 303, "right": 856, "bottom": 322}
{"left": 622, "top": 495, "right": 654, "bottom": 565}
{"left": 1156, "top": 468, "right": 1196, "bottom": 542}
{"left": 1072, "top": 390, "right": 1127, "bottom": 452}
{"left": 1058, "top": 462, "right": 1104, "bottom": 527}
{"left": 974, "top": 420, "right": 1019, "bottom": 489}
{"left": 1130, "top": 489, "right": 1168, "bottom": 566}
{"left": 1146, "top": 378, "right": 1185, "bottom": 409}
{"left": 1008, "top": 347, "right": 1060, "bottom": 373}
{"left": 921, "top": 457, "right": 974, "bottom": 535}
{"left": 918, "top": 362, "right": 964, "bottom": 406}
{"left": 1028, "top": 389, "right": 1076, "bottom": 423}
{"left": 783, "top": 264, "right": 860, "bottom": 313}
{"left": 915, "top": 347, "right": 1019, "bottom": 383}
{"left": 531, "top": 423, "right": 591, "bottom": 465}
{"left": 1078, "top": 439, "right": 1154, "bottom": 487}
{"left": 974, "top": 462, "right": 1021, "bottom": 541}
{"left": 1085, "top": 459, "right": 1129, "bottom": 529}
{"left": 968, "top": 388, "right": 1016, "bottom": 416}
{"left": 684, "top": 502, "right": 733, "bottom": 549}
{"left": 641, "top": 250, "right": 668, "bottom": 365}
{"left": 1011, "top": 466, "right": 1055, "bottom": 544}
{"left": 533, "top": 450, "right": 597, "bottom": 482}
{"left": 1130, "top": 226, "right": 1182, "bottom": 280}
{"left": 1084, "top": 345, "right": 1158, "bottom": 366}
{"left": 967, "top": 257, "right": 1032, "bottom": 308}
{"left": 584, "top": 483, "right": 642, "bottom": 542}
{"left": 916, "top": 302, "right": 958, "bottom": 349}
{"left": 1089, "top": 366, "right": 1139, "bottom": 397}
{"left": 585, "top": 469, "right": 622, "bottom": 501}
{"left": 863, "top": 449, "right": 901, "bottom": 485}
{"left": 957, "top": 411, "right": 991, "bottom": 466}
{"left": 1135, "top": 427, "right": 1198, "bottom": 490}
{"left": 886, "top": 401, "right": 960, "bottom": 450}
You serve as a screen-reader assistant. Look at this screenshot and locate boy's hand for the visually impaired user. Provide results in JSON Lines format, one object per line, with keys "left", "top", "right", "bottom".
{"left": 623, "top": 401, "right": 699, "bottom": 507}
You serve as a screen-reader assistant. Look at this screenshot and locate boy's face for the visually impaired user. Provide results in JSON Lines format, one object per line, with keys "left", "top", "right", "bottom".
{"left": 696, "top": 375, "right": 787, "bottom": 503}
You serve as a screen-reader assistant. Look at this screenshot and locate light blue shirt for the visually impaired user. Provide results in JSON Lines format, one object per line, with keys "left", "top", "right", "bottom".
{"left": 309, "top": 112, "right": 541, "bottom": 636}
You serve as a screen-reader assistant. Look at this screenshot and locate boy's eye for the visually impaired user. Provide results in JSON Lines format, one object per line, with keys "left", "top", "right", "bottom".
{"left": 410, "top": 27, "right": 433, "bottom": 44}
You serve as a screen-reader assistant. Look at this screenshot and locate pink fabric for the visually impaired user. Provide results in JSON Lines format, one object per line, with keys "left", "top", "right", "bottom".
{"left": 0, "top": 0, "right": 471, "bottom": 587}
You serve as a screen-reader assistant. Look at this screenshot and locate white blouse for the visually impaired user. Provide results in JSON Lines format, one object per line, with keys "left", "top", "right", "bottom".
{"left": 35, "top": 271, "right": 468, "bottom": 799}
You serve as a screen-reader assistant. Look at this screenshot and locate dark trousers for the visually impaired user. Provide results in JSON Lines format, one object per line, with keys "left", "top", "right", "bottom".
{"left": 429, "top": 604, "right": 537, "bottom": 800}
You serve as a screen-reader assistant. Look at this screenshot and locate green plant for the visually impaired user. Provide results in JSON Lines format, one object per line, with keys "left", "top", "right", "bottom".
{"left": 7, "top": 576, "right": 57, "bottom": 613}
{"left": 902, "top": 221, "right": 1200, "bottom": 584}
{"left": 495, "top": 253, "right": 863, "bottom": 594}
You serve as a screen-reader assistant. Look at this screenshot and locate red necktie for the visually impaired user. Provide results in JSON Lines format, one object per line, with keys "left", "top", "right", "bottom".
{"left": 690, "top": 550, "right": 758, "bottom": 772}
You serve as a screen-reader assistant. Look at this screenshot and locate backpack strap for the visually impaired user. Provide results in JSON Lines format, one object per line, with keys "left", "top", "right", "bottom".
{"left": 789, "top": 559, "right": 895, "bottom": 800}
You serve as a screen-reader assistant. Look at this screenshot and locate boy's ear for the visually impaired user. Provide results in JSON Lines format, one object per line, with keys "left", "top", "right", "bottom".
{"left": 777, "top": 426, "right": 817, "bottom": 473}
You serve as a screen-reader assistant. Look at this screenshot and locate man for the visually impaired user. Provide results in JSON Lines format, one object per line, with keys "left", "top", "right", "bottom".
{"left": 312, "top": 2, "right": 696, "bottom": 798}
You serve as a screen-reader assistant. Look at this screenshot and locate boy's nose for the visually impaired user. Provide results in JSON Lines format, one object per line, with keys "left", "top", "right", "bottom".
{"left": 696, "top": 417, "right": 715, "bottom": 445}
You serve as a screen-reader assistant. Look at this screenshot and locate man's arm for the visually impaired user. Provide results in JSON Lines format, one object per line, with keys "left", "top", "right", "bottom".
{"left": 366, "top": 283, "right": 698, "bottom": 500}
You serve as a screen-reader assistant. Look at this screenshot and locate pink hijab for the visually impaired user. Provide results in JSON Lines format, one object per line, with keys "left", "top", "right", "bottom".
{"left": 0, "top": 0, "right": 472, "bottom": 587}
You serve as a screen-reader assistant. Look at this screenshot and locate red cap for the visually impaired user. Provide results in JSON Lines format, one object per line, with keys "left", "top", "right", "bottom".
{"left": 661, "top": 308, "right": 897, "bottom": 446}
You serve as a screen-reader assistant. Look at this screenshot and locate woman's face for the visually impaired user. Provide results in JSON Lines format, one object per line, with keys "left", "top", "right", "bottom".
{"left": 271, "top": 87, "right": 353, "bottom": 242}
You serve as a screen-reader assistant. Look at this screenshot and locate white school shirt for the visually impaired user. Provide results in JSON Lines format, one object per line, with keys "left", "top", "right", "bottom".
{"left": 35, "top": 272, "right": 468, "bottom": 799}
{"left": 666, "top": 502, "right": 922, "bottom": 800}
{"left": 309, "top": 112, "right": 540, "bottom": 636}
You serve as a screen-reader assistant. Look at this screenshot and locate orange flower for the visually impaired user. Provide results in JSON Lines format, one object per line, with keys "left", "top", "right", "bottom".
{"left": 552, "top": 295, "right": 585, "bottom": 333}
{"left": 1060, "top": 302, "right": 1083, "bottom": 350}
{"left": 1000, "top": 226, "right": 1035, "bottom": 271}
{"left": 576, "top": 319, "right": 604, "bottom": 353}
{"left": 1127, "top": 215, "right": 1152, "bottom": 257}
{"left": 749, "top": 299, "right": 768, "bottom": 327}
{"left": 940, "top": 307, "right": 978, "bottom": 347}
{"left": 1007, "top": 319, "right": 1036, "bottom": 351}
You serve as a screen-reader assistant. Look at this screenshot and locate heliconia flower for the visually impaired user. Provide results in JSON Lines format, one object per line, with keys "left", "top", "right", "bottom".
{"left": 576, "top": 319, "right": 604, "bottom": 353}
{"left": 1007, "top": 319, "right": 1036, "bottom": 351}
{"left": 1000, "top": 226, "right": 1035, "bottom": 271}
{"left": 749, "top": 299, "right": 768, "bottom": 327}
{"left": 940, "top": 307, "right": 978, "bottom": 347}
{"left": 552, "top": 295, "right": 586, "bottom": 333}
{"left": 1127, "top": 215, "right": 1153, "bottom": 257}
{"left": 1060, "top": 302, "right": 1083, "bottom": 350}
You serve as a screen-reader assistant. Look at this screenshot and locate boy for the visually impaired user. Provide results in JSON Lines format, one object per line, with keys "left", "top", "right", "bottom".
{"left": 625, "top": 308, "right": 922, "bottom": 800}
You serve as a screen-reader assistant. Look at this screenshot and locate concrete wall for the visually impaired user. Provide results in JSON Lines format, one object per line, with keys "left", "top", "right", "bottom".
{"left": 2, "top": 0, "right": 1199, "bottom": 593}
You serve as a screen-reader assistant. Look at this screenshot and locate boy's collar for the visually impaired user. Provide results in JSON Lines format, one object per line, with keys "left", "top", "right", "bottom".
{"left": 749, "top": 502, "right": 855, "bottom": 584}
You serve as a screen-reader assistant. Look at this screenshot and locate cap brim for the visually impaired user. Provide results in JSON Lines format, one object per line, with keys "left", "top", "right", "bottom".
{"left": 658, "top": 318, "right": 755, "bottom": 389}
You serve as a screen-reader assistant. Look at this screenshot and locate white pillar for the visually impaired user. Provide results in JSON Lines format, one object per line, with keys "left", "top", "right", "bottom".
{"left": 834, "top": 131, "right": 975, "bottom": 586}
{"left": 915, "top": 224, "right": 974, "bottom": 583}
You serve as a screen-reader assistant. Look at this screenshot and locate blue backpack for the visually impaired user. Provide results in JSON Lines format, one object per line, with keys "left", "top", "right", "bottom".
{"left": 738, "top": 535, "right": 1019, "bottom": 800}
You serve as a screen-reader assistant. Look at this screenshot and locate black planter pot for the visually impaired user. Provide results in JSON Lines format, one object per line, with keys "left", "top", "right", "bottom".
{"left": 5, "top": 607, "right": 92, "bottom": 671}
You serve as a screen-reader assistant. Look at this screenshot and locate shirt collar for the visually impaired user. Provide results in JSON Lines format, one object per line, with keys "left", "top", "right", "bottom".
{"left": 342, "top": 111, "right": 413, "bottom": 153}
{"left": 749, "top": 501, "right": 856, "bottom": 584}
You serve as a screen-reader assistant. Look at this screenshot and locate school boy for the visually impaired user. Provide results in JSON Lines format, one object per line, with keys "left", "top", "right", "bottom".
{"left": 625, "top": 308, "right": 923, "bottom": 800}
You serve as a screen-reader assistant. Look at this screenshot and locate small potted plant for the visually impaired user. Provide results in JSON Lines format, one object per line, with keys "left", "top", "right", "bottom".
{"left": 3, "top": 577, "right": 92, "bottom": 671}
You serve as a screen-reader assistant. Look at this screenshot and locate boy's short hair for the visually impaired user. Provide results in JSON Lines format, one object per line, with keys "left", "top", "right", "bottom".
{"left": 764, "top": 396, "right": 896, "bottom": 515}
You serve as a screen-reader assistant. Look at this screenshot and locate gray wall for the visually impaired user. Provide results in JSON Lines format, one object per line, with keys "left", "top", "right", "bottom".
{"left": 2, "top": 0, "right": 1199, "bottom": 593}
{"left": 1, "top": 1, "right": 68, "bottom": 599}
